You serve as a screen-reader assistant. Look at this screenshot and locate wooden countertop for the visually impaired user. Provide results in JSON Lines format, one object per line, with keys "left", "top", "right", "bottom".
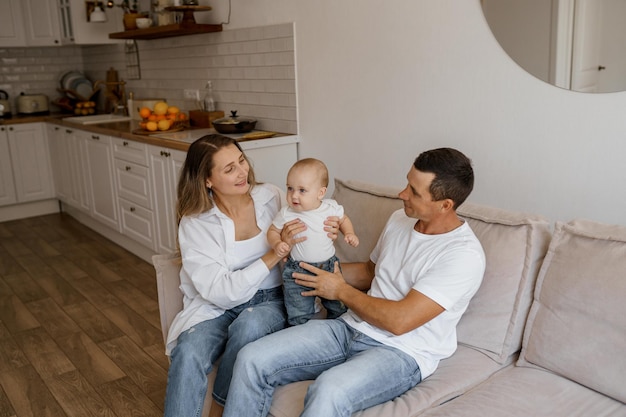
{"left": 48, "top": 117, "right": 194, "bottom": 151}
{"left": 1, "top": 113, "right": 294, "bottom": 152}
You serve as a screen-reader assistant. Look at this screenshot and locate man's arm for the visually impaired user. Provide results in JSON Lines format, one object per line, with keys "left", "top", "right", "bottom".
{"left": 339, "top": 260, "right": 375, "bottom": 291}
{"left": 294, "top": 262, "right": 444, "bottom": 335}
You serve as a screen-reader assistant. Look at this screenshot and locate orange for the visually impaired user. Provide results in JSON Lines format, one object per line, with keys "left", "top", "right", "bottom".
{"left": 177, "top": 113, "right": 187, "bottom": 120}
{"left": 148, "top": 114, "right": 157, "bottom": 121}
{"left": 146, "top": 121, "right": 158, "bottom": 132}
{"left": 157, "top": 119, "right": 172, "bottom": 131}
{"left": 139, "top": 107, "right": 152, "bottom": 119}
{"left": 154, "top": 101, "right": 168, "bottom": 116}
{"left": 167, "top": 106, "right": 180, "bottom": 114}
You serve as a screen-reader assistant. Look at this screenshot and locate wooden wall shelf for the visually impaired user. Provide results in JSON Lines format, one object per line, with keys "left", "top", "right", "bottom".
{"left": 109, "top": 23, "right": 222, "bottom": 40}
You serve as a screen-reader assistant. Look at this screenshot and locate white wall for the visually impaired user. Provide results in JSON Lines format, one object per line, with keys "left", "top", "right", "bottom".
{"left": 195, "top": 0, "right": 626, "bottom": 226}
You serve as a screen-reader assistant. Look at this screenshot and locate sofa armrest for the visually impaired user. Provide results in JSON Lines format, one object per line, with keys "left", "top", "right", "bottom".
{"left": 152, "top": 253, "right": 184, "bottom": 347}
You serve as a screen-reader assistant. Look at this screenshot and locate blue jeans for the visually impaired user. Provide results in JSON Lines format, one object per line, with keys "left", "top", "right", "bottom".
{"left": 283, "top": 255, "right": 347, "bottom": 325}
{"left": 164, "top": 287, "right": 286, "bottom": 417}
{"left": 223, "top": 319, "right": 422, "bottom": 417}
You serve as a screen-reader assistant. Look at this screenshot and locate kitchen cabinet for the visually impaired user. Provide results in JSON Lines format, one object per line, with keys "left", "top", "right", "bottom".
{"left": 83, "top": 131, "right": 120, "bottom": 231}
{"left": 44, "top": 121, "right": 299, "bottom": 261}
{"left": 21, "top": 0, "right": 66, "bottom": 46}
{"left": 47, "top": 124, "right": 91, "bottom": 212}
{"left": 0, "top": 0, "right": 26, "bottom": 47}
{"left": 0, "top": 123, "right": 55, "bottom": 205}
{"left": 0, "top": 0, "right": 123, "bottom": 47}
{"left": 0, "top": 132, "right": 17, "bottom": 206}
{"left": 243, "top": 142, "right": 298, "bottom": 189}
{"left": 148, "top": 145, "right": 186, "bottom": 254}
{"left": 46, "top": 124, "right": 70, "bottom": 203}
{"left": 113, "top": 138, "right": 156, "bottom": 250}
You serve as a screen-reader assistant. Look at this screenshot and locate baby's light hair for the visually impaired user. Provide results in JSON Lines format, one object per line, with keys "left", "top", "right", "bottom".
{"left": 289, "top": 158, "right": 329, "bottom": 187}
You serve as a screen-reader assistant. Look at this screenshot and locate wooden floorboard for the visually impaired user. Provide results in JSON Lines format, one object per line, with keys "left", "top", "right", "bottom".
{"left": 0, "top": 213, "right": 167, "bottom": 416}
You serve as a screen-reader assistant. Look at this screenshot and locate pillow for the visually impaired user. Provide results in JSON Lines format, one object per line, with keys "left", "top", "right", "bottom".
{"left": 331, "top": 179, "right": 403, "bottom": 263}
{"left": 518, "top": 219, "right": 626, "bottom": 403}
{"left": 456, "top": 203, "right": 551, "bottom": 363}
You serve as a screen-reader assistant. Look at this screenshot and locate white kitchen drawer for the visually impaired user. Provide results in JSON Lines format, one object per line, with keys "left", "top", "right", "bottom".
{"left": 119, "top": 198, "right": 156, "bottom": 251}
{"left": 115, "top": 159, "right": 152, "bottom": 210}
{"left": 113, "top": 137, "right": 148, "bottom": 166}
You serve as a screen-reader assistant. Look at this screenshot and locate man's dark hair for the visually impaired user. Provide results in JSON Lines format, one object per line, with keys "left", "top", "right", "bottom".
{"left": 414, "top": 148, "right": 474, "bottom": 209}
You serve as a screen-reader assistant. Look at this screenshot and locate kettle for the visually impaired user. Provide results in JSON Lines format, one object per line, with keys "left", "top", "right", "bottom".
{"left": 0, "top": 90, "right": 11, "bottom": 118}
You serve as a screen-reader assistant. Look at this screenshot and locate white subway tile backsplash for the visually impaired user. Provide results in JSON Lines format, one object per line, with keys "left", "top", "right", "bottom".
{"left": 0, "top": 23, "right": 296, "bottom": 134}
{"left": 256, "top": 40, "right": 273, "bottom": 54}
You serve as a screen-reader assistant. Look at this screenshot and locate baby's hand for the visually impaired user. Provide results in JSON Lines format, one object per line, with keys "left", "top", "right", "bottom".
{"left": 344, "top": 233, "right": 359, "bottom": 247}
{"left": 274, "top": 241, "right": 291, "bottom": 258}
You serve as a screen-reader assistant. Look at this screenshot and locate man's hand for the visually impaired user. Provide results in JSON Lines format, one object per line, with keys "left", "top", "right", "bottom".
{"left": 293, "top": 261, "right": 346, "bottom": 300}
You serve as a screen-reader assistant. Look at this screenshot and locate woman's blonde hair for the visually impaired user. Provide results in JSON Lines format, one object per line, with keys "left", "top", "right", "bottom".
{"left": 176, "top": 134, "right": 257, "bottom": 226}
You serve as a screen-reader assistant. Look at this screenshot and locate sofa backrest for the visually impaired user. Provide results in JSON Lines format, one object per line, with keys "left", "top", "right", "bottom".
{"left": 332, "top": 179, "right": 404, "bottom": 263}
{"left": 517, "top": 219, "right": 626, "bottom": 403}
{"left": 332, "top": 178, "right": 552, "bottom": 364}
{"left": 456, "top": 203, "right": 551, "bottom": 363}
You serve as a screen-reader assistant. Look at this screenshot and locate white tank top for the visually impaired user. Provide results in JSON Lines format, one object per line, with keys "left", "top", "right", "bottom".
{"left": 233, "top": 231, "right": 282, "bottom": 289}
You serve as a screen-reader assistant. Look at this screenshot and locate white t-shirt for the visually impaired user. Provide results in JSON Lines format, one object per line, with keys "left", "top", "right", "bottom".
{"left": 165, "top": 183, "right": 283, "bottom": 355}
{"left": 272, "top": 199, "right": 344, "bottom": 263}
{"left": 341, "top": 209, "right": 486, "bottom": 379}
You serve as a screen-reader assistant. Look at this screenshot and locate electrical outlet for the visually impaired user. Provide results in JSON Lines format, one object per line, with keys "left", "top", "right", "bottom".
{"left": 183, "top": 89, "right": 200, "bottom": 101}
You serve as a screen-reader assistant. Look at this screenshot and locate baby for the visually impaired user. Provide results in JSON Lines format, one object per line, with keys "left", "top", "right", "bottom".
{"left": 268, "top": 158, "right": 359, "bottom": 325}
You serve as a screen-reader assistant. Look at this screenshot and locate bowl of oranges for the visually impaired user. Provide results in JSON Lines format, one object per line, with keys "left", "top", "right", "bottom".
{"left": 134, "top": 101, "right": 189, "bottom": 134}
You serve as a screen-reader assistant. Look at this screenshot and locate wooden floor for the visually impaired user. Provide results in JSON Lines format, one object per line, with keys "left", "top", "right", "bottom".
{"left": 0, "top": 213, "right": 168, "bottom": 417}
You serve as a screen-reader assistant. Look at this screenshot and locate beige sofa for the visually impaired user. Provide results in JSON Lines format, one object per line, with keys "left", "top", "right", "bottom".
{"left": 153, "top": 179, "right": 626, "bottom": 416}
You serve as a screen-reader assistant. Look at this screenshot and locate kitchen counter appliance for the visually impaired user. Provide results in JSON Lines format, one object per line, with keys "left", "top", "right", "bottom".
{"left": 0, "top": 90, "right": 11, "bottom": 117}
{"left": 212, "top": 111, "right": 257, "bottom": 134}
{"left": 16, "top": 94, "right": 49, "bottom": 115}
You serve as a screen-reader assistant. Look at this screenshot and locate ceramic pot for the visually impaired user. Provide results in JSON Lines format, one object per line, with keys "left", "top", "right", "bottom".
{"left": 123, "top": 13, "right": 141, "bottom": 30}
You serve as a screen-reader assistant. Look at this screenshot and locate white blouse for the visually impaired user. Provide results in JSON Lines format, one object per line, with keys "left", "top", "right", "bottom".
{"left": 165, "top": 183, "right": 283, "bottom": 355}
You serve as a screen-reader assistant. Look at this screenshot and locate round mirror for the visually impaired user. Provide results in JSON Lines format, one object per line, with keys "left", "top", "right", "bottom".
{"left": 481, "top": 0, "right": 626, "bottom": 93}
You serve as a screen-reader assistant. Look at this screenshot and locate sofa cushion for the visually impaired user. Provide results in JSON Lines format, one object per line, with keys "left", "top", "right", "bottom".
{"left": 269, "top": 346, "right": 509, "bottom": 417}
{"left": 417, "top": 366, "right": 626, "bottom": 416}
{"left": 332, "top": 178, "right": 404, "bottom": 263}
{"left": 517, "top": 219, "right": 626, "bottom": 403}
{"left": 455, "top": 203, "right": 551, "bottom": 363}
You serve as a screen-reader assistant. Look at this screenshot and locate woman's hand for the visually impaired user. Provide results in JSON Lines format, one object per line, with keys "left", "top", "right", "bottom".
{"left": 324, "top": 216, "right": 340, "bottom": 241}
{"left": 280, "top": 218, "right": 307, "bottom": 246}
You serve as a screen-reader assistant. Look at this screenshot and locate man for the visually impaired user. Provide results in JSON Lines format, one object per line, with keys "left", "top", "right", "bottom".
{"left": 223, "top": 148, "right": 486, "bottom": 417}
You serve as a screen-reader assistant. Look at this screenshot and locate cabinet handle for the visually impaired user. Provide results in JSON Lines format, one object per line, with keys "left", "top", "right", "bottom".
{"left": 0, "top": 127, "right": 4, "bottom": 132}
{"left": 160, "top": 151, "right": 171, "bottom": 157}
{"left": 130, "top": 207, "right": 136, "bottom": 212}
{"left": 9, "top": 127, "right": 13, "bottom": 131}
{"left": 55, "top": 127, "right": 59, "bottom": 131}
{"left": 92, "top": 135, "right": 99, "bottom": 140}
{"left": 125, "top": 166, "right": 131, "bottom": 171}
{"left": 123, "top": 141, "right": 129, "bottom": 146}
{"left": 66, "top": 129, "right": 72, "bottom": 133}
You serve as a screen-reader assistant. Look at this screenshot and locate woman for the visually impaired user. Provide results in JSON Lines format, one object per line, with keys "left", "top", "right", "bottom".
{"left": 163, "top": 134, "right": 337, "bottom": 417}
